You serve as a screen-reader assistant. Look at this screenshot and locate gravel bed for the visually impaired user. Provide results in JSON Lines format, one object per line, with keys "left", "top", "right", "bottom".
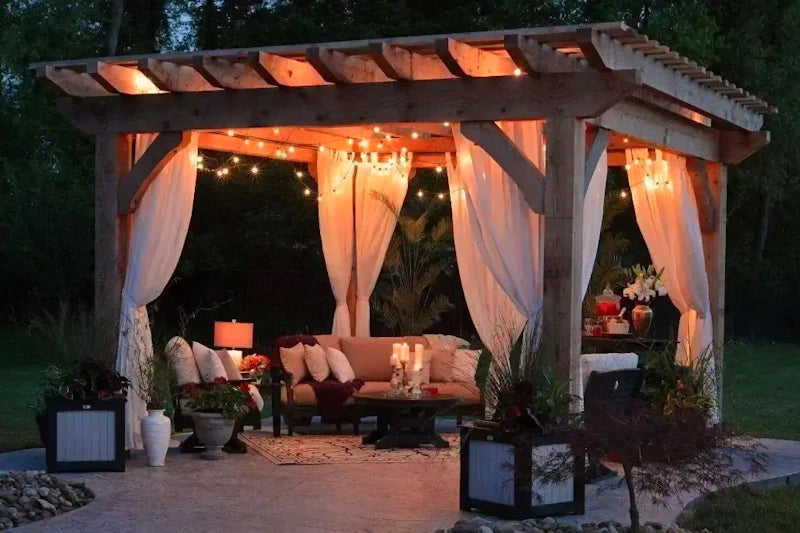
{"left": 0, "top": 471, "right": 93, "bottom": 530}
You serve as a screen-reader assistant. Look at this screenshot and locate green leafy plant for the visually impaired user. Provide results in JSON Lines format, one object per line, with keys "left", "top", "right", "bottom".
{"left": 132, "top": 345, "right": 175, "bottom": 411}
{"left": 30, "top": 360, "right": 130, "bottom": 417}
{"left": 371, "top": 190, "right": 453, "bottom": 334}
{"left": 182, "top": 379, "right": 254, "bottom": 420}
{"left": 641, "top": 346, "right": 716, "bottom": 417}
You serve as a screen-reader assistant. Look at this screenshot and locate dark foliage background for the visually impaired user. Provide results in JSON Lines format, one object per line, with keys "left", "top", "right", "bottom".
{"left": 1, "top": 0, "right": 798, "bottom": 346}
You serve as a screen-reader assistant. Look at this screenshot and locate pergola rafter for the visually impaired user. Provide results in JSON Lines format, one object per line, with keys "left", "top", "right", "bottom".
{"left": 32, "top": 22, "right": 774, "bottom": 397}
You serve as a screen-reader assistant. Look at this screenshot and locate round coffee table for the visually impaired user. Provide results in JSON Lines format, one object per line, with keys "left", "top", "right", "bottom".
{"left": 353, "top": 391, "right": 459, "bottom": 449}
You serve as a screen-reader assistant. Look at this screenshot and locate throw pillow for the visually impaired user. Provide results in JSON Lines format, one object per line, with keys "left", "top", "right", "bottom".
{"left": 421, "top": 350, "right": 432, "bottom": 384}
{"left": 303, "top": 343, "right": 330, "bottom": 382}
{"left": 279, "top": 342, "right": 308, "bottom": 384}
{"left": 452, "top": 349, "right": 482, "bottom": 385}
{"left": 166, "top": 337, "right": 200, "bottom": 386}
{"left": 429, "top": 347, "right": 456, "bottom": 382}
{"left": 192, "top": 341, "right": 227, "bottom": 382}
{"left": 216, "top": 349, "right": 243, "bottom": 381}
{"left": 326, "top": 346, "right": 356, "bottom": 383}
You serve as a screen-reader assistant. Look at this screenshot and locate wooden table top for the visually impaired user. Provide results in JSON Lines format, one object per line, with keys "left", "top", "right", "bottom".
{"left": 353, "top": 391, "right": 459, "bottom": 408}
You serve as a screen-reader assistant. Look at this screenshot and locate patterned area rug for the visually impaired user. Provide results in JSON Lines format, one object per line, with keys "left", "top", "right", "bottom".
{"left": 241, "top": 432, "right": 460, "bottom": 465}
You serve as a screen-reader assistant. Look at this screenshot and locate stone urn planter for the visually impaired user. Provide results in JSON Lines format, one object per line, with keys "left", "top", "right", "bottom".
{"left": 141, "top": 409, "right": 171, "bottom": 466}
{"left": 191, "top": 412, "right": 235, "bottom": 460}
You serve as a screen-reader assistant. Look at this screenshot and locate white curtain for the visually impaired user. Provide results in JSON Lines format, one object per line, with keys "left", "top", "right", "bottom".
{"left": 317, "top": 149, "right": 356, "bottom": 336}
{"left": 582, "top": 150, "right": 608, "bottom": 298}
{"left": 117, "top": 132, "right": 198, "bottom": 450}
{"left": 452, "top": 122, "right": 546, "bottom": 340}
{"left": 625, "top": 148, "right": 713, "bottom": 366}
{"left": 353, "top": 155, "right": 411, "bottom": 337}
{"left": 446, "top": 153, "right": 526, "bottom": 358}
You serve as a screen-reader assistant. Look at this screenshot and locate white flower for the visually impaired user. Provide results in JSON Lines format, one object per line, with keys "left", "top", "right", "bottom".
{"left": 655, "top": 278, "right": 668, "bottom": 296}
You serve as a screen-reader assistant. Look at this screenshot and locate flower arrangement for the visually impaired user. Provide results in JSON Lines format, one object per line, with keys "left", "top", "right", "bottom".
{"left": 240, "top": 354, "right": 270, "bottom": 383}
{"left": 182, "top": 377, "right": 254, "bottom": 420}
{"left": 623, "top": 264, "right": 668, "bottom": 303}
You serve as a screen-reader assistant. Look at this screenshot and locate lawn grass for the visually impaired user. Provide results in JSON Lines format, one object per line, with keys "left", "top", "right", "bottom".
{"left": 678, "top": 484, "right": 800, "bottom": 533}
{"left": 0, "top": 329, "right": 44, "bottom": 452}
{"left": 723, "top": 342, "right": 800, "bottom": 440}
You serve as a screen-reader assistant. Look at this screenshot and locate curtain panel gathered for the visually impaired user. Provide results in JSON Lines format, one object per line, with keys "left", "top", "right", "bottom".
{"left": 317, "top": 152, "right": 410, "bottom": 337}
{"left": 116, "top": 132, "right": 198, "bottom": 450}
{"left": 353, "top": 156, "right": 411, "bottom": 337}
{"left": 317, "top": 149, "right": 357, "bottom": 336}
{"left": 625, "top": 148, "right": 713, "bottom": 367}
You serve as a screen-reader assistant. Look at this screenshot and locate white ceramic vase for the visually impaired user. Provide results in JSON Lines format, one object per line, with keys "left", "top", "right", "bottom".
{"left": 191, "top": 412, "right": 235, "bottom": 460}
{"left": 141, "top": 409, "right": 171, "bottom": 467}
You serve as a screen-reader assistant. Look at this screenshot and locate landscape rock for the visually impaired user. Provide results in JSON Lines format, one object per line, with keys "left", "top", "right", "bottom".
{"left": 539, "top": 517, "right": 557, "bottom": 531}
{"left": 443, "top": 517, "right": 713, "bottom": 533}
{"left": 0, "top": 471, "right": 92, "bottom": 529}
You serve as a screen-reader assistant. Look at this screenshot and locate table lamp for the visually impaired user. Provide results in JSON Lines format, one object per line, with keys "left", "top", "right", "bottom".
{"left": 213, "top": 320, "right": 254, "bottom": 367}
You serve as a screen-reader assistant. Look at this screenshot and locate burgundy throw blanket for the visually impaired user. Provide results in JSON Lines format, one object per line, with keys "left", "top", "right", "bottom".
{"left": 309, "top": 378, "right": 364, "bottom": 422}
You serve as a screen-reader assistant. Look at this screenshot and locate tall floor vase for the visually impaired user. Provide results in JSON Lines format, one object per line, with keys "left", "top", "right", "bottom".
{"left": 141, "top": 409, "right": 171, "bottom": 466}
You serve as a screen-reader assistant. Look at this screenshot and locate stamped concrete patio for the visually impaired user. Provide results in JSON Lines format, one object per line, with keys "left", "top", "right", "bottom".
{"left": 3, "top": 419, "right": 800, "bottom": 533}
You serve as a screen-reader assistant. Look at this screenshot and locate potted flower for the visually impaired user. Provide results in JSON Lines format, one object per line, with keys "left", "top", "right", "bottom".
{"left": 133, "top": 348, "right": 174, "bottom": 467}
{"left": 240, "top": 353, "right": 270, "bottom": 385}
{"left": 32, "top": 360, "right": 129, "bottom": 472}
{"left": 182, "top": 377, "right": 254, "bottom": 459}
{"left": 460, "top": 328, "right": 584, "bottom": 519}
{"left": 622, "top": 264, "right": 668, "bottom": 336}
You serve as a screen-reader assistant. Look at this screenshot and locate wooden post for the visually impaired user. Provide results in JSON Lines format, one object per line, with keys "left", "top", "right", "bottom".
{"left": 95, "top": 134, "right": 132, "bottom": 352}
{"left": 701, "top": 162, "right": 727, "bottom": 412}
{"left": 543, "top": 117, "right": 585, "bottom": 401}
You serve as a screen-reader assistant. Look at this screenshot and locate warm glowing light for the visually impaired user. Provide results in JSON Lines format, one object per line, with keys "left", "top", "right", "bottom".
{"left": 317, "top": 195, "right": 322, "bottom": 202}
{"left": 624, "top": 164, "right": 631, "bottom": 171}
{"left": 251, "top": 166, "right": 259, "bottom": 174}
{"left": 318, "top": 145, "right": 326, "bottom": 152}
{"left": 377, "top": 142, "right": 384, "bottom": 149}
{"left": 304, "top": 188, "right": 312, "bottom": 196}
{"left": 620, "top": 190, "right": 628, "bottom": 198}
{"left": 296, "top": 170, "right": 304, "bottom": 178}
{"left": 411, "top": 131, "right": 419, "bottom": 139}
{"left": 196, "top": 155, "right": 203, "bottom": 163}
{"left": 221, "top": 167, "right": 229, "bottom": 175}
{"left": 416, "top": 190, "right": 424, "bottom": 198}
{"left": 358, "top": 139, "right": 369, "bottom": 148}
{"left": 227, "top": 129, "right": 234, "bottom": 136}
{"left": 244, "top": 139, "right": 250, "bottom": 145}
{"left": 438, "top": 193, "right": 445, "bottom": 200}
{"left": 443, "top": 121, "right": 450, "bottom": 127}
{"left": 232, "top": 156, "right": 240, "bottom": 163}
{"left": 385, "top": 134, "right": 391, "bottom": 141}
{"left": 258, "top": 141, "right": 265, "bottom": 148}
{"left": 216, "top": 170, "right": 223, "bottom": 177}
{"left": 347, "top": 139, "right": 355, "bottom": 146}
{"left": 401, "top": 147, "right": 408, "bottom": 153}
{"left": 623, "top": 137, "right": 629, "bottom": 143}
{"left": 435, "top": 166, "right": 443, "bottom": 173}
{"left": 513, "top": 67, "right": 522, "bottom": 76}
{"left": 288, "top": 145, "right": 295, "bottom": 153}
{"left": 373, "top": 126, "right": 381, "bottom": 133}
{"left": 197, "top": 163, "right": 204, "bottom": 170}
{"left": 273, "top": 128, "right": 280, "bottom": 134}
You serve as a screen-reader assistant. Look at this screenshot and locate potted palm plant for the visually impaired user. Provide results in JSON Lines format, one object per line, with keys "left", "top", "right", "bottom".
{"left": 460, "top": 326, "right": 584, "bottom": 519}
{"left": 182, "top": 378, "right": 253, "bottom": 459}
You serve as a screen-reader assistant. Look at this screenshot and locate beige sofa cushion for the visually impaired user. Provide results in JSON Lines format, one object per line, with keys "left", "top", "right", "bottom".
{"left": 167, "top": 337, "right": 200, "bottom": 385}
{"left": 327, "top": 347, "right": 356, "bottom": 383}
{"left": 193, "top": 341, "right": 227, "bottom": 382}
{"left": 280, "top": 342, "right": 308, "bottom": 384}
{"left": 314, "top": 334, "right": 342, "bottom": 351}
{"left": 216, "top": 349, "right": 243, "bottom": 380}
{"left": 281, "top": 380, "right": 478, "bottom": 406}
{"left": 340, "top": 337, "right": 400, "bottom": 381}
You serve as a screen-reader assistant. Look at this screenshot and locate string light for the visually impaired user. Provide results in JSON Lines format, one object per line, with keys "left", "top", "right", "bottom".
{"left": 288, "top": 145, "right": 295, "bottom": 154}
{"left": 513, "top": 67, "right": 522, "bottom": 76}
{"left": 373, "top": 126, "right": 381, "bottom": 133}
{"left": 221, "top": 167, "right": 229, "bottom": 175}
{"left": 377, "top": 142, "right": 384, "bottom": 149}
{"left": 296, "top": 170, "right": 304, "bottom": 178}
{"left": 385, "top": 134, "right": 391, "bottom": 141}
{"left": 304, "top": 188, "right": 312, "bottom": 196}
{"left": 358, "top": 139, "right": 369, "bottom": 149}
{"left": 258, "top": 141, "right": 265, "bottom": 148}
{"left": 244, "top": 139, "right": 250, "bottom": 145}
{"left": 273, "top": 128, "right": 280, "bottom": 134}
{"left": 443, "top": 121, "right": 450, "bottom": 127}
{"left": 196, "top": 155, "right": 203, "bottom": 163}
{"left": 438, "top": 193, "right": 445, "bottom": 200}
{"left": 623, "top": 137, "right": 629, "bottom": 143}
{"left": 227, "top": 129, "right": 234, "bottom": 136}
{"left": 417, "top": 190, "right": 424, "bottom": 198}
{"left": 318, "top": 145, "right": 326, "bottom": 152}
{"left": 435, "top": 166, "right": 443, "bottom": 173}
{"left": 347, "top": 139, "right": 354, "bottom": 146}
{"left": 216, "top": 170, "right": 223, "bottom": 177}
{"left": 620, "top": 190, "right": 628, "bottom": 198}
{"left": 251, "top": 165, "right": 259, "bottom": 174}
{"left": 197, "top": 163, "right": 203, "bottom": 170}
{"left": 411, "top": 131, "right": 419, "bottom": 139}
{"left": 232, "top": 156, "right": 240, "bottom": 163}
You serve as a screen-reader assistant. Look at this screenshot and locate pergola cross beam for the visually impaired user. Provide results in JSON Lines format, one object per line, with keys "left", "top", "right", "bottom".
{"left": 117, "top": 131, "right": 192, "bottom": 214}
{"left": 460, "top": 121, "right": 545, "bottom": 213}
{"left": 686, "top": 157, "right": 718, "bottom": 233}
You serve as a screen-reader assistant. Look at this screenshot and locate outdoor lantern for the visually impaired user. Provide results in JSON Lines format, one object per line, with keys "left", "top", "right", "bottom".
{"left": 213, "top": 320, "right": 254, "bottom": 366}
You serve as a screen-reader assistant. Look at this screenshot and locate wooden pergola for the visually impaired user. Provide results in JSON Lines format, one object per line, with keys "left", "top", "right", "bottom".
{"left": 32, "top": 22, "right": 773, "bottom": 389}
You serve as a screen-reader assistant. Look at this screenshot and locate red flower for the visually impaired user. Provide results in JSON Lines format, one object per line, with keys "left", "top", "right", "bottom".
{"left": 181, "top": 382, "right": 199, "bottom": 393}
{"left": 97, "top": 390, "right": 111, "bottom": 399}
{"left": 507, "top": 405, "right": 523, "bottom": 419}
{"left": 238, "top": 382, "right": 251, "bottom": 393}
{"left": 248, "top": 399, "right": 257, "bottom": 409}
{"left": 213, "top": 376, "right": 228, "bottom": 384}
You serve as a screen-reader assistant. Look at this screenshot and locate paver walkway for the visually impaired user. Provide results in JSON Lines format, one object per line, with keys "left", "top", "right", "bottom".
{"left": 2, "top": 420, "right": 799, "bottom": 533}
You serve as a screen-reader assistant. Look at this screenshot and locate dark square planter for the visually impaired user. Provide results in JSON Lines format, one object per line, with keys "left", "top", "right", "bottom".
{"left": 460, "top": 425, "right": 584, "bottom": 519}
{"left": 45, "top": 397, "right": 126, "bottom": 473}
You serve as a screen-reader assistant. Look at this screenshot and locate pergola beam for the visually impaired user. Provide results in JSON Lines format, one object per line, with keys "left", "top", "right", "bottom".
{"left": 436, "top": 38, "right": 517, "bottom": 77}
{"left": 36, "top": 66, "right": 112, "bottom": 97}
{"left": 572, "top": 29, "right": 763, "bottom": 131}
{"left": 86, "top": 61, "right": 162, "bottom": 95}
{"left": 306, "top": 47, "right": 391, "bottom": 84}
{"left": 138, "top": 58, "right": 220, "bottom": 92}
{"left": 459, "top": 121, "right": 545, "bottom": 213}
{"left": 719, "top": 130, "right": 771, "bottom": 164}
{"left": 57, "top": 70, "right": 640, "bottom": 134}
{"left": 248, "top": 51, "right": 328, "bottom": 87}
{"left": 117, "top": 131, "right": 191, "bottom": 214}
{"left": 686, "top": 157, "right": 718, "bottom": 233}
{"left": 368, "top": 42, "right": 453, "bottom": 80}
{"left": 192, "top": 56, "right": 270, "bottom": 90}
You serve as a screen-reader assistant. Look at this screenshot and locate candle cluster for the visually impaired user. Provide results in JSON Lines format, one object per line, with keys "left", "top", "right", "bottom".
{"left": 390, "top": 342, "right": 425, "bottom": 395}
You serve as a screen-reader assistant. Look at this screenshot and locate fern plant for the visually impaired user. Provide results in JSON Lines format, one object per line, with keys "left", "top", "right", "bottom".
{"left": 371, "top": 190, "right": 453, "bottom": 335}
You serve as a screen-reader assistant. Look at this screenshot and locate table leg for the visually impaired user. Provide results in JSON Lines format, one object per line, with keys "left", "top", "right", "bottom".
{"left": 362, "top": 412, "right": 388, "bottom": 445}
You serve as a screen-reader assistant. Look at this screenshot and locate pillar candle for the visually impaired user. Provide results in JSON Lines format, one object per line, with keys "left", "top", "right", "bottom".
{"left": 392, "top": 343, "right": 401, "bottom": 357}
{"left": 411, "top": 368, "right": 421, "bottom": 386}
{"left": 400, "top": 343, "right": 410, "bottom": 364}
{"left": 414, "top": 344, "right": 424, "bottom": 369}
{"left": 390, "top": 354, "right": 399, "bottom": 367}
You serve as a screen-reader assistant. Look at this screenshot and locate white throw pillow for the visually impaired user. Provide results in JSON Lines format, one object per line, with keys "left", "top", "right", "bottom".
{"left": 326, "top": 347, "right": 355, "bottom": 383}
{"left": 166, "top": 337, "right": 200, "bottom": 385}
{"left": 193, "top": 341, "right": 227, "bottom": 383}
{"left": 248, "top": 384, "right": 264, "bottom": 412}
{"left": 279, "top": 342, "right": 308, "bottom": 384}
{"left": 216, "top": 349, "right": 243, "bottom": 381}
{"left": 304, "top": 343, "right": 330, "bottom": 382}
{"left": 452, "top": 349, "right": 482, "bottom": 385}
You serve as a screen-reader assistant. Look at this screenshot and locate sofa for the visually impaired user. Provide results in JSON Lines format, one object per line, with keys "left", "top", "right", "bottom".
{"left": 269, "top": 334, "right": 483, "bottom": 436}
